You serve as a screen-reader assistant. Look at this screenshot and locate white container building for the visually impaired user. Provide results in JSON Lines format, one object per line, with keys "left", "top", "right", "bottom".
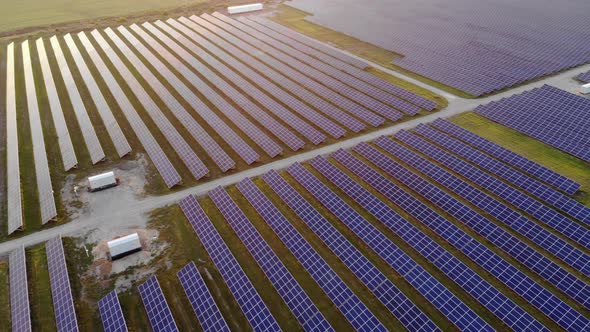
{"left": 88, "top": 171, "right": 118, "bottom": 192}
{"left": 581, "top": 83, "right": 590, "bottom": 95}
{"left": 228, "top": 3, "right": 263, "bottom": 15}
{"left": 107, "top": 233, "right": 142, "bottom": 260}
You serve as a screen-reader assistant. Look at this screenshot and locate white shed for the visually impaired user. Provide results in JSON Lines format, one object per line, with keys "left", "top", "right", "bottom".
{"left": 107, "top": 233, "right": 141, "bottom": 260}
{"left": 88, "top": 171, "right": 118, "bottom": 192}
{"left": 581, "top": 83, "right": 590, "bottom": 95}
{"left": 228, "top": 3, "right": 263, "bottom": 15}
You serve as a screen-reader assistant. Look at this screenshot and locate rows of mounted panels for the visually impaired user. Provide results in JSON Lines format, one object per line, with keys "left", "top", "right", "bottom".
{"left": 3, "top": 12, "right": 440, "bottom": 236}
{"left": 138, "top": 120, "right": 588, "bottom": 331}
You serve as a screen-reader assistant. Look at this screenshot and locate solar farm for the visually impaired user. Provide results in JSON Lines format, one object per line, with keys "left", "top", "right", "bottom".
{"left": 1, "top": 2, "right": 590, "bottom": 332}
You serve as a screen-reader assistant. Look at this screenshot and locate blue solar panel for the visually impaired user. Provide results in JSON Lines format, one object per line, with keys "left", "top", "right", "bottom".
{"left": 414, "top": 123, "right": 590, "bottom": 225}
{"left": 431, "top": 118, "right": 580, "bottom": 195}
{"left": 326, "top": 150, "right": 589, "bottom": 331}
{"left": 262, "top": 170, "right": 440, "bottom": 332}
{"left": 177, "top": 262, "right": 230, "bottom": 332}
{"left": 209, "top": 185, "right": 334, "bottom": 332}
{"left": 360, "top": 139, "right": 590, "bottom": 309}
{"left": 393, "top": 130, "right": 590, "bottom": 252}
{"left": 98, "top": 290, "right": 128, "bottom": 332}
{"left": 178, "top": 196, "right": 281, "bottom": 331}
{"left": 138, "top": 276, "right": 178, "bottom": 332}
{"left": 286, "top": 163, "right": 489, "bottom": 332}
{"left": 578, "top": 70, "right": 590, "bottom": 83}
{"left": 233, "top": 179, "right": 384, "bottom": 332}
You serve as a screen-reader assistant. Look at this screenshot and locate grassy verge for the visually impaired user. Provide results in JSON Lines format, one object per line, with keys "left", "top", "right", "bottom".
{"left": 0, "top": 259, "right": 10, "bottom": 330}
{"left": 26, "top": 244, "right": 57, "bottom": 331}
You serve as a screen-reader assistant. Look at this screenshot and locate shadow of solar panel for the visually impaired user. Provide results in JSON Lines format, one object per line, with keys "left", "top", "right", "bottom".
{"left": 98, "top": 290, "right": 128, "bottom": 332}
{"left": 138, "top": 276, "right": 178, "bottom": 332}
{"left": 178, "top": 195, "right": 281, "bottom": 331}
{"left": 177, "top": 262, "right": 230, "bottom": 332}
{"left": 262, "top": 170, "right": 440, "bottom": 332}
{"left": 45, "top": 236, "right": 79, "bottom": 332}
{"left": 210, "top": 184, "right": 334, "bottom": 332}
{"left": 9, "top": 247, "right": 32, "bottom": 332}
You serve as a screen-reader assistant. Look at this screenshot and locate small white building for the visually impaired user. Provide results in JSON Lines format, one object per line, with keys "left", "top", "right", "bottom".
{"left": 88, "top": 171, "right": 118, "bottom": 192}
{"left": 107, "top": 233, "right": 142, "bottom": 260}
{"left": 227, "top": 3, "right": 263, "bottom": 15}
{"left": 581, "top": 83, "right": 590, "bottom": 95}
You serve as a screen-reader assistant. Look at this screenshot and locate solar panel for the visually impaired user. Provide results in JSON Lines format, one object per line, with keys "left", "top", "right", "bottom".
{"left": 63, "top": 34, "right": 131, "bottom": 158}
{"left": 222, "top": 13, "right": 422, "bottom": 117}
{"left": 36, "top": 38, "right": 78, "bottom": 171}
{"left": 200, "top": 14, "right": 403, "bottom": 122}
{"left": 138, "top": 276, "right": 178, "bottom": 332}
{"left": 393, "top": 130, "right": 590, "bottom": 251}
{"left": 177, "top": 262, "right": 230, "bottom": 332}
{"left": 49, "top": 36, "right": 105, "bottom": 164}
{"left": 360, "top": 139, "right": 590, "bottom": 308}
{"left": 578, "top": 70, "right": 590, "bottom": 83}
{"left": 78, "top": 31, "right": 181, "bottom": 188}
{"left": 262, "top": 170, "right": 440, "bottom": 332}
{"left": 170, "top": 17, "right": 331, "bottom": 145}
{"left": 98, "top": 290, "right": 128, "bottom": 332}
{"left": 182, "top": 16, "right": 384, "bottom": 128}
{"left": 9, "top": 246, "right": 32, "bottom": 332}
{"left": 178, "top": 195, "right": 281, "bottom": 331}
{"left": 21, "top": 40, "right": 57, "bottom": 224}
{"left": 6, "top": 42, "right": 23, "bottom": 235}
{"left": 92, "top": 29, "right": 211, "bottom": 179}
{"left": 117, "top": 25, "right": 260, "bottom": 165}
{"left": 133, "top": 23, "right": 282, "bottom": 158}
{"left": 415, "top": 123, "right": 590, "bottom": 225}
{"left": 210, "top": 184, "right": 334, "bottom": 332}
{"left": 286, "top": 163, "right": 490, "bottom": 332}
{"left": 431, "top": 118, "right": 581, "bottom": 195}
{"left": 326, "top": 150, "right": 588, "bottom": 331}
{"left": 45, "top": 236, "right": 79, "bottom": 332}
{"left": 229, "top": 179, "right": 385, "bottom": 332}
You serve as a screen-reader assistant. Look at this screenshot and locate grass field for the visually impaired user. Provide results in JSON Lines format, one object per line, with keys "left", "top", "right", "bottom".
{"left": 0, "top": 259, "right": 10, "bottom": 331}
{"left": 26, "top": 244, "right": 57, "bottom": 332}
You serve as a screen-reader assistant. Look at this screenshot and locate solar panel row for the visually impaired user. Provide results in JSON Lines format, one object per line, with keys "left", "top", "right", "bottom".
{"left": 179, "top": 195, "right": 281, "bottom": 331}
{"left": 415, "top": 124, "right": 590, "bottom": 225}
{"left": 138, "top": 276, "right": 179, "bottom": 332}
{"left": 202, "top": 14, "right": 404, "bottom": 122}
{"left": 6, "top": 42, "right": 23, "bottom": 235}
{"left": 177, "top": 262, "right": 230, "bottom": 332}
{"left": 98, "top": 290, "right": 128, "bottom": 332}
{"left": 431, "top": 118, "right": 581, "bottom": 195}
{"left": 94, "top": 29, "right": 212, "bottom": 178}
{"left": 328, "top": 150, "right": 588, "bottom": 331}
{"left": 286, "top": 163, "right": 489, "bottom": 331}
{"left": 578, "top": 70, "right": 590, "bottom": 83}
{"left": 45, "top": 236, "right": 79, "bottom": 332}
{"left": 212, "top": 184, "right": 334, "bottom": 332}
{"left": 36, "top": 38, "right": 78, "bottom": 171}
{"left": 9, "top": 247, "right": 32, "bottom": 332}
{"left": 22, "top": 40, "right": 58, "bottom": 225}
{"left": 262, "top": 170, "right": 440, "bottom": 332}
{"left": 78, "top": 31, "right": 181, "bottom": 188}
{"left": 359, "top": 140, "right": 590, "bottom": 308}
{"left": 182, "top": 16, "right": 384, "bottom": 129}
{"left": 49, "top": 36, "right": 105, "bottom": 164}
{"left": 63, "top": 34, "right": 132, "bottom": 158}
{"left": 393, "top": 130, "right": 590, "bottom": 250}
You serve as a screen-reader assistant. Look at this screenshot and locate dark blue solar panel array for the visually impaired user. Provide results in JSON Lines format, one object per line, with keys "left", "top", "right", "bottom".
{"left": 578, "top": 70, "right": 590, "bottom": 83}
{"left": 233, "top": 179, "right": 385, "bottom": 332}
{"left": 209, "top": 185, "right": 334, "bottom": 332}
{"left": 431, "top": 118, "right": 581, "bottom": 195}
{"left": 98, "top": 290, "right": 128, "bottom": 332}
{"left": 393, "top": 130, "right": 590, "bottom": 250}
{"left": 476, "top": 85, "right": 590, "bottom": 162}
{"left": 177, "top": 262, "right": 230, "bottom": 332}
{"left": 359, "top": 140, "right": 590, "bottom": 308}
{"left": 287, "top": 0, "right": 590, "bottom": 96}
{"left": 415, "top": 123, "right": 590, "bottom": 225}
{"left": 178, "top": 195, "right": 281, "bottom": 332}
{"left": 203, "top": 13, "right": 404, "bottom": 122}
{"left": 286, "top": 163, "right": 488, "bottom": 332}
{"left": 138, "top": 276, "right": 178, "bottom": 332}
{"left": 327, "top": 150, "right": 589, "bottom": 331}
{"left": 264, "top": 170, "right": 441, "bottom": 332}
